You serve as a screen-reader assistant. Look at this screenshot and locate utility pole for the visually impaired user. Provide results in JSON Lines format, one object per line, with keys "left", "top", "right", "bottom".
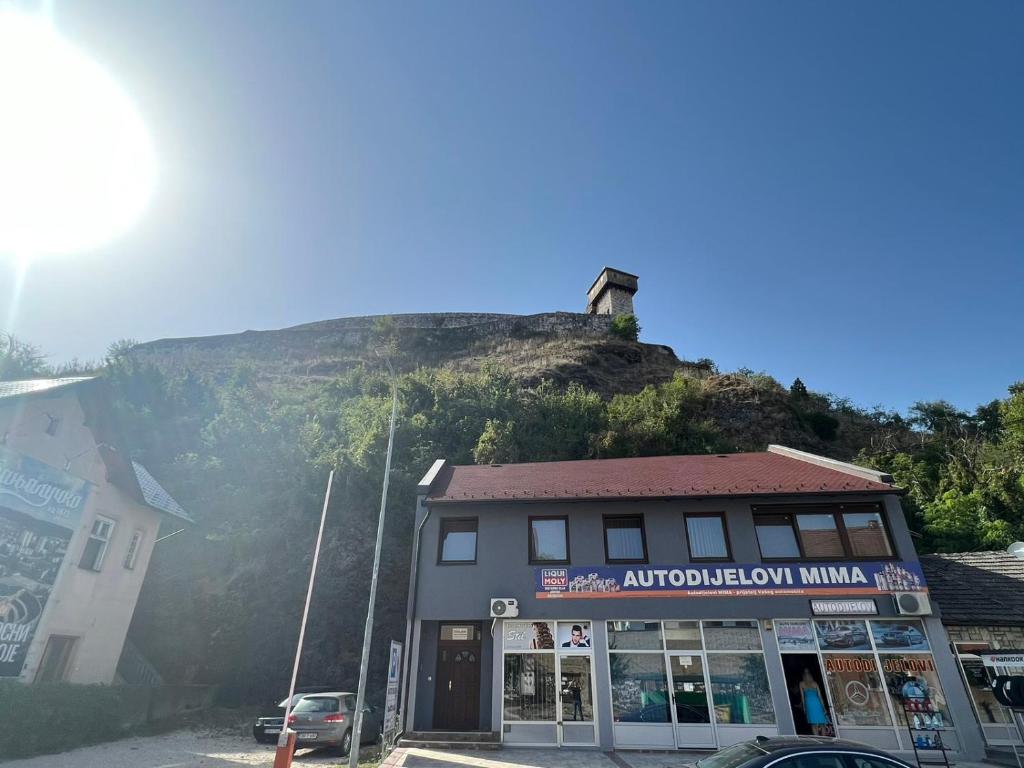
{"left": 349, "top": 352, "right": 398, "bottom": 768}
{"left": 274, "top": 471, "right": 334, "bottom": 768}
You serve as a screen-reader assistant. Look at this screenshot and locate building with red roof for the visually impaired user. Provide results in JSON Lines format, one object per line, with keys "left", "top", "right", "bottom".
{"left": 399, "top": 446, "right": 985, "bottom": 761}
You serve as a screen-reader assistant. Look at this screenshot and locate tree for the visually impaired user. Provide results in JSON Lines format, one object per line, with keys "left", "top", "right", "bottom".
{"left": 0, "top": 333, "right": 49, "bottom": 379}
{"left": 790, "top": 378, "right": 808, "bottom": 399}
{"left": 609, "top": 314, "right": 640, "bottom": 342}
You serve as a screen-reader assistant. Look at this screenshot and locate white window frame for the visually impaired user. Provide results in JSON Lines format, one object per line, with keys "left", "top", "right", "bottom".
{"left": 123, "top": 529, "right": 144, "bottom": 570}
{"left": 606, "top": 619, "right": 777, "bottom": 750}
{"left": 501, "top": 620, "right": 598, "bottom": 747}
{"left": 81, "top": 515, "right": 116, "bottom": 571}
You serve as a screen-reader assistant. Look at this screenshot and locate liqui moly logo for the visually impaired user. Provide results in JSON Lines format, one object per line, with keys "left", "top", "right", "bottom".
{"left": 542, "top": 569, "right": 568, "bottom": 588}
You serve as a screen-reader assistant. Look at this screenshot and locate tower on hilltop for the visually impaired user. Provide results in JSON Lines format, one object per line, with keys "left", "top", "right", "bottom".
{"left": 586, "top": 267, "right": 638, "bottom": 317}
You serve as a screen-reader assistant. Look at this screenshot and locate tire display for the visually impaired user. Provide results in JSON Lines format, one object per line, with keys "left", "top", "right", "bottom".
{"left": 991, "top": 675, "right": 1023, "bottom": 708}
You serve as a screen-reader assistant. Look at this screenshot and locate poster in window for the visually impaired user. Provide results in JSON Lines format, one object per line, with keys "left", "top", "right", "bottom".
{"left": 556, "top": 622, "right": 592, "bottom": 650}
{"left": 776, "top": 620, "right": 816, "bottom": 651}
{"left": 814, "top": 619, "right": 872, "bottom": 651}
{"left": 503, "top": 621, "right": 554, "bottom": 650}
{"left": 870, "top": 620, "right": 930, "bottom": 650}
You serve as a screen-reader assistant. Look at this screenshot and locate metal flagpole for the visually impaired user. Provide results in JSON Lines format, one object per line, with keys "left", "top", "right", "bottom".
{"left": 350, "top": 353, "right": 399, "bottom": 768}
{"left": 274, "top": 470, "right": 334, "bottom": 768}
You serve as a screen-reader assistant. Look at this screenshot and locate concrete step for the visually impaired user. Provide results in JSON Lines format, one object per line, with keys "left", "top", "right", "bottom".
{"left": 398, "top": 740, "right": 501, "bottom": 750}
{"left": 985, "top": 746, "right": 1024, "bottom": 767}
{"left": 404, "top": 731, "right": 499, "bottom": 743}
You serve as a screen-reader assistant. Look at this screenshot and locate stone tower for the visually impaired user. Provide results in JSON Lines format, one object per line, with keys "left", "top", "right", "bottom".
{"left": 585, "top": 267, "right": 638, "bottom": 316}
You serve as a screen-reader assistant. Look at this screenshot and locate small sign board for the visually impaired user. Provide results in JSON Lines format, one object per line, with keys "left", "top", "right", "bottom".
{"left": 382, "top": 641, "right": 402, "bottom": 745}
{"left": 811, "top": 598, "right": 877, "bottom": 615}
{"left": 450, "top": 627, "right": 470, "bottom": 641}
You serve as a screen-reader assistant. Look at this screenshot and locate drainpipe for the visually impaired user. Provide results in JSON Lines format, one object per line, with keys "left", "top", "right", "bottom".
{"left": 400, "top": 459, "right": 446, "bottom": 734}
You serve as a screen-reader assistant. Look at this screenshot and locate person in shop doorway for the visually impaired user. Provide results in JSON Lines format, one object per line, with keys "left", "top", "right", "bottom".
{"left": 569, "top": 679, "right": 583, "bottom": 720}
{"left": 800, "top": 669, "right": 830, "bottom": 736}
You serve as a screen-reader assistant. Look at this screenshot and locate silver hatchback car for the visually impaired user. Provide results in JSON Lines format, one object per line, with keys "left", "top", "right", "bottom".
{"left": 287, "top": 692, "right": 382, "bottom": 755}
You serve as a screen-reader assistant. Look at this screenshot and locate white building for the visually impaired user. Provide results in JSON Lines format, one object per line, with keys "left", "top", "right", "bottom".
{"left": 0, "top": 377, "right": 191, "bottom": 684}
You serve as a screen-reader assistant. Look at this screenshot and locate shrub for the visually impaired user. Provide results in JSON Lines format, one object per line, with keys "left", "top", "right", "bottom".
{"left": 609, "top": 314, "right": 640, "bottom": 342}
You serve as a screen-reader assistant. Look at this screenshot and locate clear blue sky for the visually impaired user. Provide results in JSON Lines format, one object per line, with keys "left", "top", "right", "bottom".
{"left": 2, "top": 0, "right": 1021, "bottom": 413}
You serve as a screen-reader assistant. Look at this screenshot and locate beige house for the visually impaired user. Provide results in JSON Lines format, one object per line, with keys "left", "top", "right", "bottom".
{"left": 0, "top": 377, "right": 191, "bottom": 685}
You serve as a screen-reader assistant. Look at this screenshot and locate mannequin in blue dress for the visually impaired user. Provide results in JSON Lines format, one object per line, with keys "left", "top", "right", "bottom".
{"left": 800, "top": 669, "right": 830, "bottom": 736}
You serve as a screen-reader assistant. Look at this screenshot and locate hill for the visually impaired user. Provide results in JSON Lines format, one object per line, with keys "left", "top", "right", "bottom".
{"left": 8, "top": 313, "right": 1022, "bottom": 704}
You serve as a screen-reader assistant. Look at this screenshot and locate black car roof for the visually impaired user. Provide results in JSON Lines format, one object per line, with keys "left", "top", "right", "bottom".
{"left": 743, "top": 736, "right": 913, "bottom": 764}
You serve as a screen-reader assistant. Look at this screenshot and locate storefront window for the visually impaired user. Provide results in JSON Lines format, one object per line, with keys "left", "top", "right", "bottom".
{"left": 869, "top": 620, "right": 930, "bottom": 651}
{"left": 560, "top": 655, "right": 594, "bottom": 722}
{"left": 708, "top": 653, "right": 775, "bottom": 724}
{"left": 814, "top": 619, "right": 872, "bottom": 652}
{"left": 503, "top": 653, "right": 556, "bottom": 721}
{"left": 665, "top": 620, "right": 703, "bottom": 650}
{"left": 609, "top": 652, "right": 671, "bottom": 722}
{"left": 822, "top": 654, "right": 892, "bottom": 726}
{"left": 880, "top": 654, "right": 953, "bottom": 728}
{"left": 608, "top": 620, "right": 663, "bottom": 650}
{"left": 957, "top": 652, "right": 1012, "bottom": 725}
{"left": 776, "top": 620, "right": 817, "bottom": 651}
{"left": 670, "top": 653, "right": 711, "bottom": 723}
{"left": 704, "top": 620, "right": 762, "bottom": 651}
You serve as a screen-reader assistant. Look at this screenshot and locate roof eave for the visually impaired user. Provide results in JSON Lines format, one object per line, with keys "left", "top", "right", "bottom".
{"left": 426, "top": 486, "right": 904, "bottom": 505}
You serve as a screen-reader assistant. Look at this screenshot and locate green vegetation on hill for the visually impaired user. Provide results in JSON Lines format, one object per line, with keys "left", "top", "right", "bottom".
{"left": 4, "top": 323, "right": 1024, "bottom": 703}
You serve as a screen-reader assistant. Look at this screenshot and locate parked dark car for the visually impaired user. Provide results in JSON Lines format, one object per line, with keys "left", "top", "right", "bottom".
{"left": 286, "top": 692, "right": 382, "bottom": 756}
{"left": 691, "top": 736, "right": 915, "bottom": 768}
{"left": 252, "top": 686, "right": 337, "bottom": 744}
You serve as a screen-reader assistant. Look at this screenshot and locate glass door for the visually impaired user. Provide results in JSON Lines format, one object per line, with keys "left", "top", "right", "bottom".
{"left": 668, "top": 653, "right": 716, "bottom": 748}
{"left": 558, "top": 654, "right": 597, "bottom": 745}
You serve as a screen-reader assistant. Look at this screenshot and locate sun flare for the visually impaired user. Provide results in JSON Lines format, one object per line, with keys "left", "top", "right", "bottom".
{"left": 0, "top": 11, "right": 155, "bottom": 256}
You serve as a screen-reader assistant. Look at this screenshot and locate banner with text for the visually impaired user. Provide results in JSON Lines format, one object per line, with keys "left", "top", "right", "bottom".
{"left": 536, "top": 561, "right": 926, "bottom": 599}
{"left": 0, "top": 447, "right": 91, "bottom": 677}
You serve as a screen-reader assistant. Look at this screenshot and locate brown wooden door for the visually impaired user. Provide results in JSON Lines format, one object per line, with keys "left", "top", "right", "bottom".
{"left": 433, "top": 625, "right": 481, "bottom": 730}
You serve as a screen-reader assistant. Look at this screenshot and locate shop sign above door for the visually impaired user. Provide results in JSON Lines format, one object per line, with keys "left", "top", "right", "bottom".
{"left": 811, "top": 599, "right": 878, "bottom": 615}
{"left": 535, "top": 561, "right": 926, "bottom": 599}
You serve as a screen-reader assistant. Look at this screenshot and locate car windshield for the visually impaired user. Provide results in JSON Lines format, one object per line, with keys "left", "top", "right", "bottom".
{"left": 292, "top": 696, "right": 339, "bottom": 713}
{"left": 277, "top": 694, "right": 306, "bottom": 708}
{"left": 696, "top": 742, "right": 769, "bottom": 768}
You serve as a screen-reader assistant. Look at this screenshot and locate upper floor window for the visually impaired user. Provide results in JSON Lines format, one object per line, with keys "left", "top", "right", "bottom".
{"left": 752, "top": 503, "right": 895, "bottom": 560}
{"left": 684, "top": 513, "right": 731, "bottom": 561}
{"left": 79, "top": 515, "right": 115, "bottom": 572}
{"left": 604, "top": 515, "right": 647, "bottom": 563}
{"left": 438, "top": 517, "right": 477, "bottom": 563}
{"left": 529, "top": 516, "right": 569, "bottom": 563}
{"left": 124, "top": 530, "right": 144, "bottom": 570}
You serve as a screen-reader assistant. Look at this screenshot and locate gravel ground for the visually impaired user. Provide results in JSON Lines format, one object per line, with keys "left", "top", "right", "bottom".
{"left": 0, "top": 730, "right": 380, "bottom": 768}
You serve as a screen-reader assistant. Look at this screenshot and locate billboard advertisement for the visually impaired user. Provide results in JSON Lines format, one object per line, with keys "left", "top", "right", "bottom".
{"left": 536, "top": 561, "right": 926, "bottom": 599}
{"left": 0, "top": 446, "right": 90, "bottom": 677}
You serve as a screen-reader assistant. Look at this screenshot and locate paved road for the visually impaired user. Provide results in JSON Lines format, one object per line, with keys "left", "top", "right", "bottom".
{"left": 1, "top": 731, "right": 364, "bottom": 768}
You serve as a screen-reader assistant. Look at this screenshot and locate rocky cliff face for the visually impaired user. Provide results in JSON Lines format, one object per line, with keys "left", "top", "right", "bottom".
{"left": 131, "top": 311, "right": 688, "bottom": 396}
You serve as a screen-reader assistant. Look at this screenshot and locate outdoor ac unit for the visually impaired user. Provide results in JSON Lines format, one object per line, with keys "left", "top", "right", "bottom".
{"left": 490, "top": 598, "right": 519, "bottom": 618}
{"left": 893, "top": 591, "right": 932, "bottom": 616}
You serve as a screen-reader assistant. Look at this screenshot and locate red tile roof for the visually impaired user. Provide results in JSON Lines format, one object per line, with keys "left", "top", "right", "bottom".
{"left": 425, "top": 451, "right": 899, "bottom": 503}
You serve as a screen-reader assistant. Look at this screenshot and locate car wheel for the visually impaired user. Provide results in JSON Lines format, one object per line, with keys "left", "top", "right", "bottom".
{"left": 337, "top": 729, "right": 352, "bottom": 757}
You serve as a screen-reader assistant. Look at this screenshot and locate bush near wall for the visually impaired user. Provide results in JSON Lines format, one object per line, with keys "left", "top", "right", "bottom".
{"left": 0, "top": 682, "right": 215, "bottom": 760}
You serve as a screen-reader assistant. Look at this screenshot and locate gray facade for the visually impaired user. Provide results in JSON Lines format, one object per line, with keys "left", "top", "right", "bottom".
{"left": 404, "top": 462, "right": 986, "bottom": 759}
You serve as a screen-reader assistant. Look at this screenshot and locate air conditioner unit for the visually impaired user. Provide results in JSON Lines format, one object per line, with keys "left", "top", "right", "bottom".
{"left": 490, "top": 598, "right": 519, "bottom": 618}
{"left": 893, "top": 591, "right": 932, "bottom": 616}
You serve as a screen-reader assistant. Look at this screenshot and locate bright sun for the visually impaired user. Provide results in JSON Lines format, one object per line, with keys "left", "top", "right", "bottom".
{"left": 0, "top": 11, "right": 155, "bottom": 256}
